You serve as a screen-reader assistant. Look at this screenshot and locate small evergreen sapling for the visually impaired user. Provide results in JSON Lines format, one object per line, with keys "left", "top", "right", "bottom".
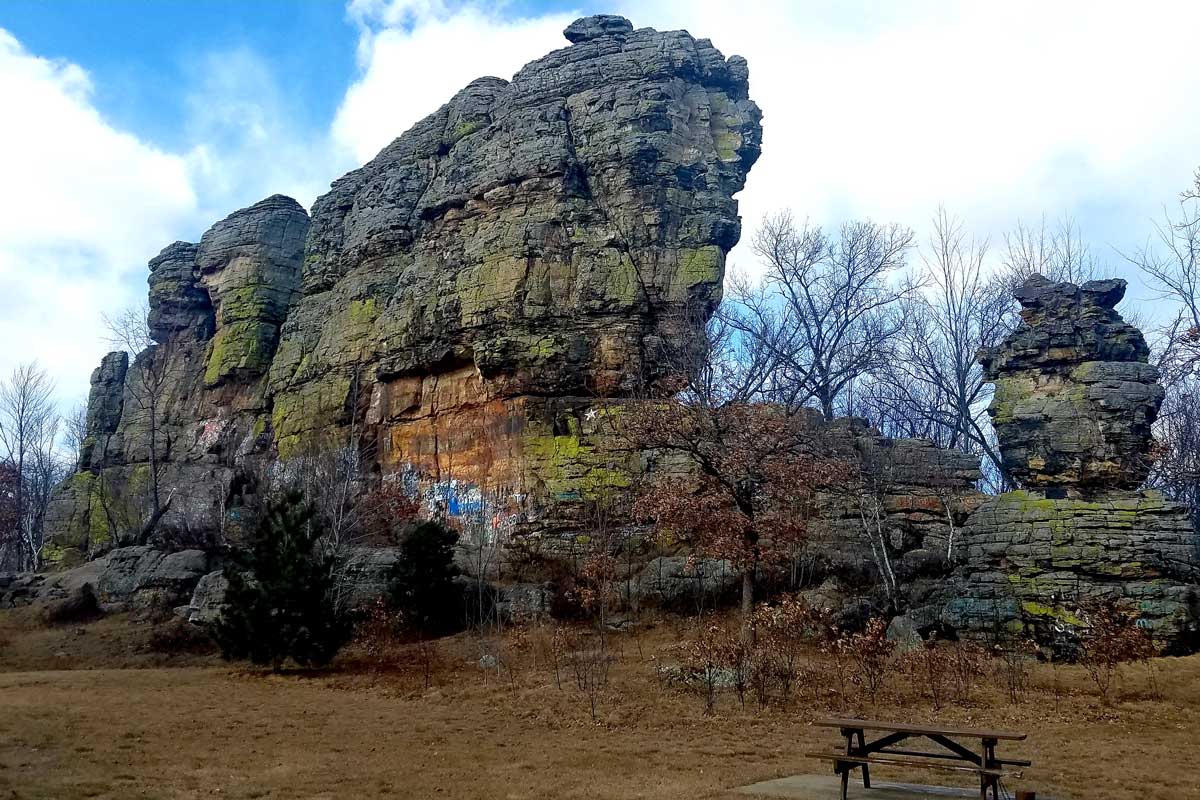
{"left": 213, "top": 490, "right": 350, "bottom": 670}
{"left": 389, "top": 520, "right": 462, "bottom": 637}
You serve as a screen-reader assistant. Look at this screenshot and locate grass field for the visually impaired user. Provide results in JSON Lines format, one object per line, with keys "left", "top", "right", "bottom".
{"left": 0, "top": 610, "right": 1196, "bottom": 800}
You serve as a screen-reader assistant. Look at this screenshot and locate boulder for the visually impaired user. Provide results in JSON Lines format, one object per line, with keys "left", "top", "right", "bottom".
{"left": 41, "top": 583, "right": 102, "bottom": 626}
{"left": 946, "top": 275, "right": 1200, "bottom": 650}
{"left": 493, "top": 582, "right": 552, "bottom": 622}
{"left": 178, "top": 570, "right": 229, "bottom": 625}
{"left": 885, "top": 614, "right": 922, "bottom": 651}
{"left": 335, "top": 547, "right": 401, "bottom": 609}
{"left": 43, "top": 14, "right": 763, "bottom": 554}
{"left": 634, "top": 556, "right": 739, "bottom": 610}
{"left": 97, "top": 546, "right": 209, "bottom": 608}
{"left": 980, "top": 275, "right": 1162, "bottom": 490}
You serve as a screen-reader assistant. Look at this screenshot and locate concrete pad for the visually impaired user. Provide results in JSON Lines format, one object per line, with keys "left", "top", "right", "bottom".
{"left": 734, "top": 774, "right": 1014, "bottom": 799}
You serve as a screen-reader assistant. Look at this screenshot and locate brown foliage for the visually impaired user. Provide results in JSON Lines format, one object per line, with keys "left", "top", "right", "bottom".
{"left": 1077, "top": 601, "right": 1160, "bottom": 704}
{"left": 832, "top": 617, "right": 895, "bottom": 702}
{"left": 747, "top": 595, "right": 828, "bottom": 707}
{"left": 357, "top": 482, "right": 421, "bottom": 545}
{"left": 629, "top": 402, "right": 851, "bottom": 575}
{"left": 678, "top": 617, "right": 744, "bottom": 714}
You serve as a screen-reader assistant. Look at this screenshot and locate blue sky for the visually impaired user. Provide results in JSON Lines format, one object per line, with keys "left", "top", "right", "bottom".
{"left": 2, "top": 1, "right": 358, "bottom": 148}
{"left": 3, "top": 0, "right": 1200, "bottom": 407}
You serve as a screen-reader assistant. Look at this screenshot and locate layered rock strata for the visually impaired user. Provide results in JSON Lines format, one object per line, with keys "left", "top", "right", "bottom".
{"left": 944, "top": 276, "right": 1199, "bottom": 647}
{"left": 980, "top": 275, "right": 1163, "bottom": 491}
{"left": 44, "top": 16, "right": 763, "bottom": 561}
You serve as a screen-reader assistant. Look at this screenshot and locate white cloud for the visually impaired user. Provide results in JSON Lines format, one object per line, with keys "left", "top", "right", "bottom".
{"left": 332, "top": 0, "right": 578, "bottom": 164}
{"left": 181, "top": 47, "right": 349, "bottom": 218}
{"left": 7, "top": 0, "right": 1200, "bottom": 410}
{"left": 0, "top": 32, "right": 345, "bottom": 409}
{"left": 617, "top": 0, "right": 1200, "bottom": 285}
{"left": 0, "top": 29, "right": 197, "bottom": 405}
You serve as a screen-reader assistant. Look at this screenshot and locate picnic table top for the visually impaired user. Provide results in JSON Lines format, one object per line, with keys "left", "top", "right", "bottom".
{"left": 813, "top": 718, "right": 1027, "bottom": 742}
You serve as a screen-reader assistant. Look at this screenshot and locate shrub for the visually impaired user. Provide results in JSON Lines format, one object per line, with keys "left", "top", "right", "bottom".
{"left": 948, "top": 640, "right": 988, "bottom": 704}
{"left": 358, "top": 596, "right": 406, "bottom": 666}
{"left": 680, "top": 617, "right": 744, "bottom": 714}
{"left": 212, "top": 490, "right": 351, "bottom": 671}
{"left": 389, "top": 520, "right": 462, "bottom": 637}
{"left": 835, "top": 617, "right": 895, "bottom": 702}
{"left": 992, "top": 634, "right": 1038, "bottom": 704}
{"left": 148, "top": 618, "right": 217, "bottom": 655}
{"left": 1077, "top": 601, "right": 1159, "bottom": 704}
{"left": 748, "top": 595, "right": 825, "bottom": 708}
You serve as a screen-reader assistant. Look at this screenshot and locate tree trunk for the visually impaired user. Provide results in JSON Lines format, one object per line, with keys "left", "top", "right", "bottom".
{"left": 740, "top": 567, "right": 754, "bottom": 646}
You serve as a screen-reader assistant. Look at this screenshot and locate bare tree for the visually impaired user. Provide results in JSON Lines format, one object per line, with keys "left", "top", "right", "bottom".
{"left": 1001, "top": 215, "right": 1098, "bottom": 288}
{"left": 733, "top": 212, "right": 918, "bottom": 419}
{"left": 0, "top": 362, "right": 64, "bottom": 570}
{"left": 629, "top": 306, "right": 851, "bottom": 642}
{"left": 63, "top": 403, "right": 88, "bottom": 473}
{"left": 850, "top": 438, "right": 902, "bottom": 607}
{"left": 867, "top": 210, "right": 1011, "bottom": 489}
{"left": 103, "top": 302, "right": 175, "bottom": 541}
{"left": 1126, "top": 178, "right": 1200, "bottom": 525}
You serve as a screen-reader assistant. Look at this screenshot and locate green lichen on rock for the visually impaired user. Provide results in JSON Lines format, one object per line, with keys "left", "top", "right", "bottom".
{"left": 204, "top": 320, "right": 276, "bottom": 386}
{"left": 271, "top": 373, "right": 354, "bottom": 459}
{"left": 669, "top": 246, "right": 723, "bottom": 300}
{"left": 348, "top": 298, "right": 378, "bottom": 326}
{"left": 451, "top": 120, "right": 483, "bottom": 143}
{"left": 522, "top": 417, "right": 633, "bottom": 503}
{"left": 41, "top": 16, "right": 766, "bottom": 578}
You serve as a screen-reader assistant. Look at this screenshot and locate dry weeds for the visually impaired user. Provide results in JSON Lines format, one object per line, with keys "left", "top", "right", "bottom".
{"left": 0, "top": 610, "right": 1196, "bottom": 799}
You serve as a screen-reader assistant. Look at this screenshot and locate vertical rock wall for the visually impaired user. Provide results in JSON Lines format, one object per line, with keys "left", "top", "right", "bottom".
{"left": 44, "top": 16, "right": 764, "bottom": 559}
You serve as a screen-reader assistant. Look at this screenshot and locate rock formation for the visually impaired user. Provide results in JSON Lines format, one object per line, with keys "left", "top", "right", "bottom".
{"left": 44, "top": 16, "right": 763, "bottom": 562}
{"left": 981, "top": 276, "right": 1163, "bottom": 491}
{"left": 943, "top": 276, "right": 1199, "bottom": 647}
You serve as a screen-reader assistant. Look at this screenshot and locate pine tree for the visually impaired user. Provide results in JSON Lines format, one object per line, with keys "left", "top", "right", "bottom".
{"left": 390, "top": 520, "right": 462, "bottom": 636}
{"left": 213, "top": 490, "right": 350, "bottom": 670}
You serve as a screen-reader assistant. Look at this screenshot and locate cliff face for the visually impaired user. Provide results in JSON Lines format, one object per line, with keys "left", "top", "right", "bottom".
{"left": 44, "top": 16, "right": 764, "bottom": 562}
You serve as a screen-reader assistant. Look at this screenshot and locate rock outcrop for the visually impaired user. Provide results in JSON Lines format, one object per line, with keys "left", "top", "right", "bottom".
{"left": 44, "top": 16, "right": 762, "bottom": 561}
{"left": 980, "top": 276, "right": 1162, "bottom": 491}
{"left": 945, "top": 276, "right": 1199, "bottom": 648}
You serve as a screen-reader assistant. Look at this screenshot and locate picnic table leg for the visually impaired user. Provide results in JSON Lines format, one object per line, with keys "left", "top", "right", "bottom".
{"left": 855, "top": 729, "right": 871, "bottom": 789}
{"left": 840, "top": 729, "right": 855, "bottom": 800}
{"left": 979, "top": 738, "right": 997, "bottom": 800}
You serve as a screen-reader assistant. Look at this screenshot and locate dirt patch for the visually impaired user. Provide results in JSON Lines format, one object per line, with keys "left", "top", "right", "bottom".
{"left": 0, "top": 615, "right": 1196, "bottom": 799}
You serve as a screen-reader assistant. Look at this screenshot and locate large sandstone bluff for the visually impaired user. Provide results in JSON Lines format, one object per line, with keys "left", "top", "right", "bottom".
{"left": 45, "top": 15, "right": 764, "bottom": 561}
{"left": 37, "top": 15, "right": 1199, "bottom": 649}
{"left": 940, "top": 277, "right": 1200, "bottom": 647}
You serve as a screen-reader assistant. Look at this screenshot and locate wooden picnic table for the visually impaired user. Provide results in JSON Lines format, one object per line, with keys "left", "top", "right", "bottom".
{"left": 807, "top": 717, "right": 1030, "bottom": 800}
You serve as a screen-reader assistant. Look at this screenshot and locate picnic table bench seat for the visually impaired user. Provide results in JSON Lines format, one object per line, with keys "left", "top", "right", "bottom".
{"left": 809, "top": 717, "right": 1030, "bottom": 800}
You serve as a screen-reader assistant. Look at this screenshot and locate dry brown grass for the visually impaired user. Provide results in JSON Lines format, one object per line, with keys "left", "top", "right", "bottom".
{"left": 0, "top": 611, "right": 1196, "bottom": 799}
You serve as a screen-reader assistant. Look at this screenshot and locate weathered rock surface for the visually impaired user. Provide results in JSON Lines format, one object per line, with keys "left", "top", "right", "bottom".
{"left": 335, "top": 547, "right": 401, "bottom": 609}
{"left": 981, "top": 275, "right": 1162, "bottom": 491}
{"left": 634, "top": 556, "right": 739, "bottom": 610}
{"left": 805, "top": 417, "right": 984, "bottom": 572}
{"left": 97, "top": 546, "right": 210, "bottom": 608}
{"left": 44, "top": 15, "right": 762, "bottom": 560}
{"left": 177, "top": 570, "right": 229, "bottom": 625}
{"left": 941, "top": 490, "right": 1199, "bottom": 643}
{"left": 948, "top": 276, "right": 1200, "bottom": 649}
